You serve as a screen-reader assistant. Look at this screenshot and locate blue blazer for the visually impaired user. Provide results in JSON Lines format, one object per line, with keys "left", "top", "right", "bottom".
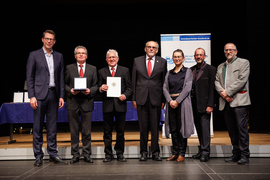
{"left": 26, "top": 48, "right": 65, "bottom": 100}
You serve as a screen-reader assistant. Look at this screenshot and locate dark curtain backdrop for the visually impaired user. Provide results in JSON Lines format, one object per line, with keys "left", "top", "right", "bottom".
{"left": 1, "top": 0, "right": 268, "bottom": 133}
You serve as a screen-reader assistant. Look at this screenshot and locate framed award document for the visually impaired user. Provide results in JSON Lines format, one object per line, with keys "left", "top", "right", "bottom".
{"left": 74, "top": 77, "right": 87, "bottom": 91}
{"left": 107, "top": 77, "right": 121, "bottom": 97}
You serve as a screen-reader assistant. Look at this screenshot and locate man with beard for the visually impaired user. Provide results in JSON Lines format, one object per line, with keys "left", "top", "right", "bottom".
{"left": 190, "top": 48, "right": 216, "bottom": 162}
{"left": 215, "top": 43, "right": 251, "bottom": 165}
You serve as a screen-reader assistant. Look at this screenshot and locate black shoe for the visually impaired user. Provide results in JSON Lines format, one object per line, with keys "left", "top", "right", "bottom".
{"left": 192, "top": 152, "right": 202, "bottom": 159}
{"left": 84, "top": 156, "right": 94, "bottom": 163}
{"left": 200, "top": 155, "right": 209, "bottom": 162}
{"left": 139, "top": 153, "right": 148, "bottom": 161}
{"left": 225, "top": 155, "right": 241, "bottom": 162}
{"left": 103, "top": 155, "right": 113, "bottom": 162}
{"left": 152, "top": 154, "right": 162, "bottom": 161}
{"left": 49, "top": 156, "right": 68, "bottom": 164}
{"left": 34, "top": 158, "right": 43, "bottom": 167}
{"left": 237, "top": 156, "right": 249, "bottom": 165}
{"left": 70, "top": 156, "right": 80, "bottom": 164}
{"left": 117, "top": 154, "right": 127, "bottom": 162}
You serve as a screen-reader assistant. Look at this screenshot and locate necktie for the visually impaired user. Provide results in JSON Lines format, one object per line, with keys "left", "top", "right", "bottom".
{"left": 79, "top": 64, "right": 84, "bottom": 77}
{"left": 147, "top": 58, "right": 152, "bottom": 77}
{"left": 111, "top": 67, "right": 115, "bottom": 77}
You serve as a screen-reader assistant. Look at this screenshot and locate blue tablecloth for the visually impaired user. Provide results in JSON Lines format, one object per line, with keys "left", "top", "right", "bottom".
{"left": 0, "top": 101, "right": 164, "bottom": 125}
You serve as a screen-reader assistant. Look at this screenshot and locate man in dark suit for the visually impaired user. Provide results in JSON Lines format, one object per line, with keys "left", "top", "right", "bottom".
{"left": 190, "top": 48, "right": 216, "bottom": 162}
{"left": 26, "top": 30, "right": 66, "bottom": 166}
{"left": 65, "top": 46, "right": 98, "bottom": 164}
{"left": 99, "top": 49, "right": 132, "bottom": 162}
{"left": 132, "top": 41, "right": 167, "bottom": 161}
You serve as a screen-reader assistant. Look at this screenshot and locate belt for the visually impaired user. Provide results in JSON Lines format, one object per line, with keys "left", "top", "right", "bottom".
{"left": 238, "top": 91, "right": 247, "bottom": 94}
{"left": 170, "top": 93, "right": 180, "bottom": 97}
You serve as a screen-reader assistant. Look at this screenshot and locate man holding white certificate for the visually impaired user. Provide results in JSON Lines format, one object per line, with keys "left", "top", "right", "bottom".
{"left": 98, "top": 49, "right": 132, "bottom": 162}
{"left": 65, "top": 46, "right": 98, "bottom": 164}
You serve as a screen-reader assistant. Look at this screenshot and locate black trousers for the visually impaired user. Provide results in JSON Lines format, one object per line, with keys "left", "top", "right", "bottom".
{"left": 137, "top": 99, "right": 161, "bottom": 156}
{"left": 103, "top": 110, "right": 126, "bottom": 156}
{"left": 67, "top": 108, "right": 92, "bottom": 158}
{"left": 33, "top": 88, "right": 59, "bottom": 159}
{"left": 224, "top": 102, "right": 250, "bottom": 157}
{"left": 193, "top": 105, "right": 211, "bottom": 157}
{"left": 168, "top": 102, "right": 187, "bottom": 156}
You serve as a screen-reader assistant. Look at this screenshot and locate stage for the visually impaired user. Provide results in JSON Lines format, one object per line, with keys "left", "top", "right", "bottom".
{"left": 0, "top": 131, "right": 269, "bottom": 160}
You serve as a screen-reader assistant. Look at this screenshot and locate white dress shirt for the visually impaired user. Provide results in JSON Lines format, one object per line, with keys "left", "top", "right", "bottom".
{"left": 146, "top": 55, "right": 155, "bottom": 71}
{"left": 43, "top": 47, "right": 55, "bottom": 87}
{"left": 77, "top": 62, "right": 86, "bottom": 75}
{"left": 109, "top": 64, "right": 117, "bottom": 75}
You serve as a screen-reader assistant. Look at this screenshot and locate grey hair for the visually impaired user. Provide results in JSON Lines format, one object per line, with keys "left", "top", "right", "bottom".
{"left": 74, "top": 45, "right": 88, "bottom": 55}
{"left": 224, "top": 43, "right": 237, "bottom": 50}
{"left": 145, "top": 41, "right": 159, "bottom": 49}
{"left": 106, "top": 49, "right": 119, "bottom": 57}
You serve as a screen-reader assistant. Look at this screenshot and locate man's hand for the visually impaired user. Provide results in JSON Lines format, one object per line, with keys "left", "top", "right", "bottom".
{"left": 71, "top": 88, "right": 79, "bottom": 95}
{"left": 161, "top": 103, "right": 165, "bottom": 109}
{"left": 59, "top": 98, "right": 64, "bottom": 109}
{"left": 132, "top": 101, "right": 137, "bottom": 110}
{"left": 220, "top": 89, "right": 228, "bottom": 99}
{"left": 100, "top": 84, "right": 108, "bottom": 92}
{"left": 119, "top": 94, "right": 126, "bottom": 101}
{"left": 30, "top": 97, "right": 38, "bottom": 110}
{"left": 81, "top": 88, "right": 90, "bottom": 95}
{"left": 206, "top": 106, "right": 213, "bottom": 114}
{"left": 225, "top": 96, "right": 233, "bottom": 102}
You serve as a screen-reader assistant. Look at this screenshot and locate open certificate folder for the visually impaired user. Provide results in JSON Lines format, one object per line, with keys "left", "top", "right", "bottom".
{"left": 107, "top": 77, "right": 121, "bottom": 97}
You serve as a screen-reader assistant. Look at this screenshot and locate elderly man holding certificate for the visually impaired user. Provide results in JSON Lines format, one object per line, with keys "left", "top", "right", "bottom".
{"left": 98, "top": 49, "right": 132, "bottom": 162}
{"left": 65, "top": 46, "right": 98, "bottom": 164}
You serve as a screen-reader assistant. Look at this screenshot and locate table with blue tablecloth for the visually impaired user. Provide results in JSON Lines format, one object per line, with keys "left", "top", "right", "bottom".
{"left": 0, "top": 101, "right": 164, "bottom": 143}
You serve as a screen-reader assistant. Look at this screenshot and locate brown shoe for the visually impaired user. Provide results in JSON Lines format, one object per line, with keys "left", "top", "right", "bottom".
{"left": 166, "top": 155, "right": 178, "bottom": 161}
{"left": 176, "top": 155, "right": 185, "bottom": 162}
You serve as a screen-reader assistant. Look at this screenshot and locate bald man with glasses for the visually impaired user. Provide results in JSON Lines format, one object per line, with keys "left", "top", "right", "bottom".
{"left": 215, "top": 43, "right": 251, "bottom": 165}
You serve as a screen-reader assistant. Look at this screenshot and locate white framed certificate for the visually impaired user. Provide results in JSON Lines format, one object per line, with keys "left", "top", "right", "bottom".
{"left": 107, "top": 77, "right": 121, "bottom": 97}
{"left": 74, "top": 77, "right": 87, "bottom": 91}
{"left": 13, "top": 92, "right": 24, "bottom": 103}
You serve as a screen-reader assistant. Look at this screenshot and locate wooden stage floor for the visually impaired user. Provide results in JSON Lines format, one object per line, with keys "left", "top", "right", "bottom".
{"left": 0, "top": 131, "right": 270, "bottom": 149}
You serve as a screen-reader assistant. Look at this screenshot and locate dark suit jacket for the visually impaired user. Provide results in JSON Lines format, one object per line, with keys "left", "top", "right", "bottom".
{"left": 98, "top": 65, "right": 132, "bottom": 113}
{"left": 132, "top": 55, "right": 167, "bottom": 106}
{"left": 190, "top": 63, "right": 216, "bottom": 113}
{"left": 26, "top": 48, "right": 64, "bottom": 100}
{"left": 65, "top": 63, "right": 98, "bottom": 111}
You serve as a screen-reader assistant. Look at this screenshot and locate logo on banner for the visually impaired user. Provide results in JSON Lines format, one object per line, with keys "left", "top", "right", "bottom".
{"left": 165, "top": 56, "right": 174, "bottom": 64}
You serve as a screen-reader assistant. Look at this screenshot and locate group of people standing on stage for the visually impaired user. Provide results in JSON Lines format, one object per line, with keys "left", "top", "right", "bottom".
{"left": 26, "top": 30, "right": 251, "bottom": 167}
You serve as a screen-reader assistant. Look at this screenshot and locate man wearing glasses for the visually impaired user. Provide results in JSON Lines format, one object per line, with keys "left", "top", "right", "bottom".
{"left": 215, "top": 43, "right": 251, "bottom": 165}
{"left": 191, "top": 48, "right": 216, "bottom": 162}
{"left": 98, "top": 49, "right": 132, "bottom": 162}
{"left": 132, "top": 41, "right": 167, "bottom": 161}
{"left": 65, "top": 46, "right": 98, "bottom": 164}
{"left": 26, "top": 30, "right": 66, "bottom": 166}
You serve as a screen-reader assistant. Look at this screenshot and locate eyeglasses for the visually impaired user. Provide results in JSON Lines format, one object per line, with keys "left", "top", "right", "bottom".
{"left": 107, "top": 56, "right": 117, "bottom": 59}
{"left": 146, "top": 46, "right": 157, "bottom": 50}
{"left": 224, "top": 49, "right": 236, "bottom": 52}
{"left": 43, "top": 38, "right": 55, "bottom": 41}
{"left": 173, "top": 56, "right": 183, "bottom": 59}
{"left": 76, "top": 52, "right": 87, "bottom": 55}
